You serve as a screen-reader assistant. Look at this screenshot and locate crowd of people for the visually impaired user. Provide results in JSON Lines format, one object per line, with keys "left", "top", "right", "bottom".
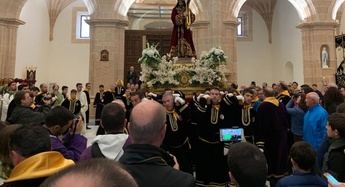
{"left": 0, "top": 78, "right": 345, "bottom": 187}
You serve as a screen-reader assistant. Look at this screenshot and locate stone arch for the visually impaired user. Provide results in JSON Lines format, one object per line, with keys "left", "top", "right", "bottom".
{"left": 227, "top": 0, "right": 316, "bottom": 21}
{"left": 332, "top": 0, "right": 345, "bottom": 20}
{"left": 0, "top": 0, "right": 27, "bottom": 19}
{"left": 114, "top": 0, "right": 203, "bottom": 18}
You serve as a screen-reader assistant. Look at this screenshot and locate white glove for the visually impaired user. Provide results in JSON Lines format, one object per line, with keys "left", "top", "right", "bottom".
{"left": 147, "top": 92, "right": 157, "bottom": 98}
{"left": 173, "top": 93, "right": 180, "bottom": 98}
{"left": 175, "top": 96, "right": 185, "bottom": 105}
{"left": 226, "top": 93, "right": 234, "bottom": 97}
{"left": 236, "top": 95, "right": 244, "bottom": 102}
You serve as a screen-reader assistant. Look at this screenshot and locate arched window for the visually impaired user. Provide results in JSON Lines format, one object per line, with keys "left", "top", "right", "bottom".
{"left": 237, "top": 7, "right": 252, "bottom": 41}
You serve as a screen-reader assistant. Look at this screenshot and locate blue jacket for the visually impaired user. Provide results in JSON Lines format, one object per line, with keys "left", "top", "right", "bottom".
{"left": 303, "top": 104, "right": 328, "bottom": 151}
{"left": 277, "top": 171, "right": 327, "bottom": 187}
{"left": 286, "top": 99, "right": 305, "bottom": 136}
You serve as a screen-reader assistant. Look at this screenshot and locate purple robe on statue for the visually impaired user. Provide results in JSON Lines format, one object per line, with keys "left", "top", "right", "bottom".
{"left": 170, "top": 2, "right": 196, "bottom": 58}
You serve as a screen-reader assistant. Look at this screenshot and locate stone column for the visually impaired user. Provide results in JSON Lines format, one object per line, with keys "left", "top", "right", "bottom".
{"left": 0, "top": 18, "right": 24, "bottom": 78}
{"left": 87, "top": 19, "right": 128, "bottom": 94}
{"left": 192, "top": 20, "right": 210, "bottom": 56}
{"left": 223, "top": 19, "right": 238, "bottom": 84}
{"left": 297, "top": 21, "right": 338, "bottom": 86}
{"left": 192, "top": 0, "right": 238, "bottom": 84}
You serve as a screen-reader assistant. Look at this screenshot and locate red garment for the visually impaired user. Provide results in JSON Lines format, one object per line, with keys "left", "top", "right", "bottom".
{"left": 170, "top": 5, "right": 196, "bottom": 57}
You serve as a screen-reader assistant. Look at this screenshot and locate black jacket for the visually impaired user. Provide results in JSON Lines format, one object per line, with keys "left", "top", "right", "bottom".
{"left": 323, "top": 138, "right": 345, "bottom": 182}
{"left": 119, "top": 144, "right": 194, "bottom": 187}
{"left": 7, "top": 105, "right": 47, "bottom": 125}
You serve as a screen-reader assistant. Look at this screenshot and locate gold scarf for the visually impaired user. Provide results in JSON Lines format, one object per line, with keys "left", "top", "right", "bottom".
{"left": 211, "top": 105, "right": 220, "bottom": 125}
{"left": 279, "top": 90, "right": 290, "bottom": 97}
{"left": 167, "top": 110, "right": 180, "bottom": 132}
{"left": 264, "top": 97, "right": 279, "bottom": 107}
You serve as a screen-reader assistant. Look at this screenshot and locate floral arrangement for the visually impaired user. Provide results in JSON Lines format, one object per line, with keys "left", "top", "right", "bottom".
{"left": 139, "top": 44, "right": 228, "bottom": 88}
{"left": 138, "top": 43, "right": 161, "bottom": 67}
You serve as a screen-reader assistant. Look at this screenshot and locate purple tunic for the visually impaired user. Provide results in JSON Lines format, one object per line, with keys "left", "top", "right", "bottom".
{"left": 50, "top": 133, "right": 87, "bottom": 162}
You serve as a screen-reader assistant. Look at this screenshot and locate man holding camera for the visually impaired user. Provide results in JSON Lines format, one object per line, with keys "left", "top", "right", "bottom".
{"left": 44, "top": 106, "right": 87, "bottom": 162}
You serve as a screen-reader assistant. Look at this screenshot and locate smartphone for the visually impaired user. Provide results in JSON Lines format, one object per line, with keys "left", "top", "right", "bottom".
{"left": 324, "top": 173, "right": 340, "bottom": 186}
{"left": 71, "top": 117, "right": 80, "bottom": 135}
{"left": 219, "top": 128, "right": 243, "bottom": 142}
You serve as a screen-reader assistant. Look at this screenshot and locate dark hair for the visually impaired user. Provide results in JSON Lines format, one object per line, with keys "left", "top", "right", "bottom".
{"left": 336, "top": 103, "right": 345, "bottom": 113}
{"left": 292, "top": 82, "right": 298, "bottom": 86}
{"left": 324, "top": 87, "right": 344, "bottom": 111}
{"left": 9, "top": 125, "right": 51, "bottom": 158}
{"left": 85, "top": 83, "right": 90, "bottom": 87}
{"left": 101, "top": 103, "right": 126, "bottom": 133}
{"left": 301, "top": 85, "right": 314, "bottom": 94}
{"left": 31, "top": 86, "right": 40, "bottom": 92}
{"left": 0, "top": 124, "right": 22, "bottom": 177}
{"left": 99, "top": 85, "right": 104, "bottom": 88}
{"left": 328, "top": 113, "right": 345, "bottom": 138}
{"left": 17, "top": 84, "right": 28, "bottom": 91}
{"left": 76, "top": 83, "right": 82, "bottom": 87}
{"left": 7, "top": 81, "right": 16, "bottom": 87}
{"left": 175, "top": 0, "right": 186, "bottom": 8}
{"left": 290, "top": 141, "right": 316, "bottom": 171}
{"left": 243, "top": 88, "right": 254, "bottom": 95}
{"left": 41, "top": 159, "right": 138, "bottom": 187}
{"left": 45, "top": 106, "right": 74, "bottom": 128}
{"left": 40, "top": 83, "right": 46, "bottom": 89}
{"left": 130, "top": 91, "right": 144, "bottom": 99}
{"left": 70, "top": 89, "right": 77, "bottom": 94}
{"left": 279, "top": 82, "right": 289, "bottom": 91}
{"left": 13, "top": 90, "right": 29, "bottom": 105}
{"left": 62, "top": 86, "right": 68, "bottom": 90}
{"left": 227, "top": 142, "right": 267, "bottom": 187}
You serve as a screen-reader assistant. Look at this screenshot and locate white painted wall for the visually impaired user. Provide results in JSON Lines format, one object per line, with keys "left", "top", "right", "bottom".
{"left": 16, "top": 0, "right": 50, "bottom": 85}
{"left": 48, "top": 0, "right": 90, "bottom": 89}
{"left": 236, "top": 0, "right": 303, "bottom": 86}
{"left": 16, "top": 0, "right": 89, "bottom": 89}
{"left": 237, "top": 10, "right": 273, "bottom": 86}
{"left": 271, "top": 0, "right": 303, "bottom": 84}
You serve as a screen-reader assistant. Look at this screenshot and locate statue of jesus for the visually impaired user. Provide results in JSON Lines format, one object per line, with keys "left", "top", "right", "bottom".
{"left": 170, "top": 0, "right": 196, "bottom": 58}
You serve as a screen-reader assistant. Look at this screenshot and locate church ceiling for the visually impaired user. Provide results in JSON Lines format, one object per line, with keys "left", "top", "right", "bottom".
{"left": 46, "top": 0, "right": 77, "bottom": 41}
{"left": 245, "top": 0, "right": 277, "bottom": 43}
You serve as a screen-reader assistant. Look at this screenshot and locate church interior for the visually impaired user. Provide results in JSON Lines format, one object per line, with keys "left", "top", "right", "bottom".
{"left": 1, "top": 0, "right": 345, "bottom": 92}
{"left": 2, "top": 0, "right": 345, "bottom": 187}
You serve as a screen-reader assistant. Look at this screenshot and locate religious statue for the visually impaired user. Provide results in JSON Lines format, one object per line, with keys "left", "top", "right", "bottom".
{"left": 170, "top": 0, "right": 196, "bottom": 58}
{"left": 321, "top": 46, "right": 329, "bottom": 68}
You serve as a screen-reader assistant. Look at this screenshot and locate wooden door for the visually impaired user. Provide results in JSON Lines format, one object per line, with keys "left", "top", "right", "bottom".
{"left": 124, "top": 30, "right": 171, "bottom": 85}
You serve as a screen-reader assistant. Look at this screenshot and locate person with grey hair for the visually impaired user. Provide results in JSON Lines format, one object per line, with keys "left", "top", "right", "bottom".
{"left": 304, "top": 92, "right": 328, "bottom": 151}
{"left": 161, "top": 93, "right": 192, "bottom": 173}
{"left": 119, "top": 100, "right": 194, "bottom": 187}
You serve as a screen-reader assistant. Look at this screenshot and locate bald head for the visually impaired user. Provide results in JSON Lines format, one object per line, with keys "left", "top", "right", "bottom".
{"left": 306, "top": 92, "right": 320, "bottom": 108}
{"left": 129, "top": 100, "right": 166, "bottom": 145}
